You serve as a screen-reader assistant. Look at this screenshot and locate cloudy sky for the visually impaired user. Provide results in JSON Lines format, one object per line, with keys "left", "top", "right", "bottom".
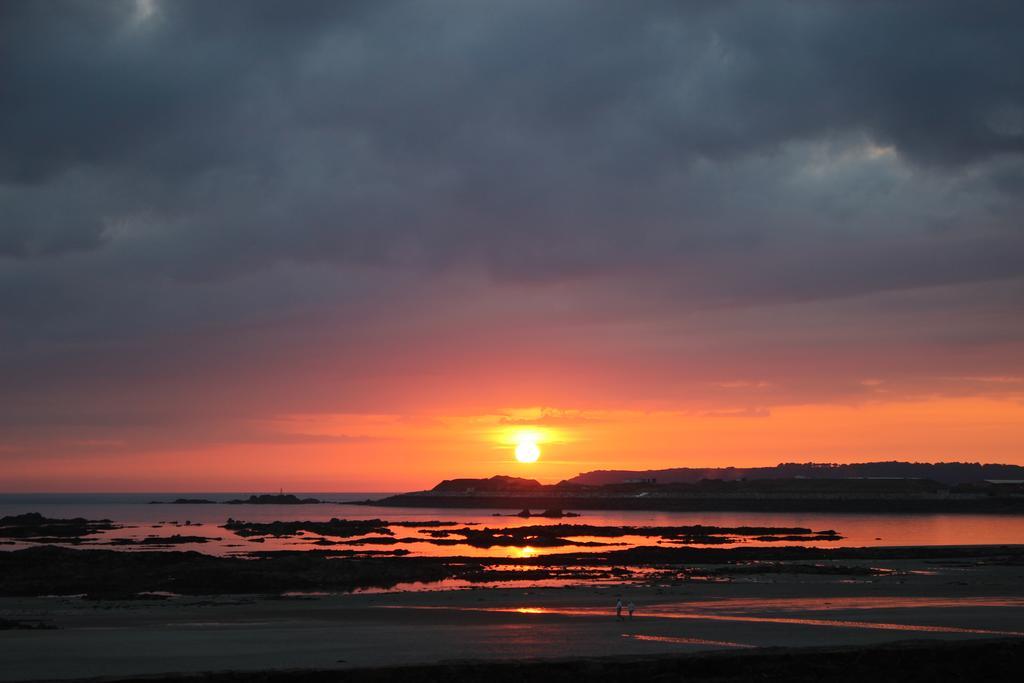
{"left": 2, "top": 0, "right": 1023, "bottom": 491}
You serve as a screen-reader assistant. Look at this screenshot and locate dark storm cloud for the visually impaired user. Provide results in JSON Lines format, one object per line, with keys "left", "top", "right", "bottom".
{"left": 2, "top": 0, "right": 1023, "bottom": 267}
{"left": 0, "top": 0, "right": 371, "bottom": 185}
{"left": 1, "top": 0, "right": 1023, "bottom": 440}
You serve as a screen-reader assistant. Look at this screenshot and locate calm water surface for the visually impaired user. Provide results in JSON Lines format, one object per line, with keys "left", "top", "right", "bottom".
{"left": 2, "top": 493, "right": 1022, "bottom": 557}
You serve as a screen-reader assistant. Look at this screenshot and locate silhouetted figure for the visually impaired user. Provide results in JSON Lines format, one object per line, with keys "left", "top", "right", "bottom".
{"left": 628, "top": 601, "right": 635, "bottom": 619}
{"left": 616, "top": 598, "right": 623, "bottom": 620}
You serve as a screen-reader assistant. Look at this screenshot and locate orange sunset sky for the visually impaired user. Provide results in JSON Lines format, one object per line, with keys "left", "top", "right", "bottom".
{"left": 8, "top": 398, "right": 1022, "bottom": 492}
{"left": 5, "top": 395, "right": 1024, "bottom": 491}
{"left": 2, "top": 2, "right": 1024, "bottom": 491}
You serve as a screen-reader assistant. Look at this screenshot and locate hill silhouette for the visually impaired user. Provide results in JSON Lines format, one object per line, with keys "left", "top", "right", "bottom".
{"left": 564, "top": 461, "right": 1024, "bottom": 487}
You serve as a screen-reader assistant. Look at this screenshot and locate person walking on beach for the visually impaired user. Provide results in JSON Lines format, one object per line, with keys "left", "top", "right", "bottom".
{"left": 627, "top": 601, "right": 635, "bottom": 620}
{"left": 615, "top": 598, "right": 623, "bottom": 620}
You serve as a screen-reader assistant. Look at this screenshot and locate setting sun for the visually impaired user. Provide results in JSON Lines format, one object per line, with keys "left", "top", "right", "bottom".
{"left": 515, "top": 435, "right": 541, "bottom": 463}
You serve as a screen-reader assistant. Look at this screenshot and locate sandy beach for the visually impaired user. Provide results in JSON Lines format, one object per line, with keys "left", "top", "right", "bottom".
{"left": 3, "top": 550, "right": 1023, "bottom": 681}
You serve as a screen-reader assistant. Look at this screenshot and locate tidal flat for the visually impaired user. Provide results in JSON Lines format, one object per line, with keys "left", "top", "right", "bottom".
{"left": 2, "top": 542, "right": 1024, "bottom": 680}
{"left": 3, "top": 509, "right": 1024, "bottom": 681}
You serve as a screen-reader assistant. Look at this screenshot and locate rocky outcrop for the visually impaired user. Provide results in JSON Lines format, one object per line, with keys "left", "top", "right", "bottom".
{"left": 222, "top": 518, "right": 393, "bottom": 537}
{"left": 431, "top": 476, "right": 543, "bottom": 493}
{"left": 225, "top": 494, "right": 323, "bottom": 505}
{"left": 0, "top": 513, "right": 121, "bottom": 542}
{"left": 149, "top": 499, "right": 218, "bottom": 505}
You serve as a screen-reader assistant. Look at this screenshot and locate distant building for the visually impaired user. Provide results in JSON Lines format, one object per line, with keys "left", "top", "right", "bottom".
{"left": 623, "top": 478, "right": 657, "bottom": 484}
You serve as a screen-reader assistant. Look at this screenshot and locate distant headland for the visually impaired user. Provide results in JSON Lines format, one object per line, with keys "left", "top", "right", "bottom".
{"left": 565, "top": 461, "right": 1024, "bottom": 487}
{"left": 367, "top": 462, "right": 1024, "bottom": 514}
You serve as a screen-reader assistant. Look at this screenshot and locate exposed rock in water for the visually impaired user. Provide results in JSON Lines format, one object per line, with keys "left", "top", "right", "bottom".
{"left": 421, "top": 523, "right": 844, "bottom": 549}
{"left": 107, "top": 535, "right": 220, "bottom": 546}
{"left": 224, "top": 494, "right": 324, "bottom": 505}
{"left": 223, "top": 518, "right": 394, "bottom": 538}
{"left": 220, "top": 520, "right": 844, "bottom": 550}
{"left": 149, "top": 499, "right": 218, "bottom": 505}
{"left": 419, "top": 529, "right": 452, "bottom": 538}
{"left": 543, "top": 509, "right": 580, "bottom": 518}
{"left": 222, "top": 518, "right": 463, "bottom": 539}
{"left": 0, "top": 513, "right": 121, "bottom": 541}
{"left": 750, "top": 533, "right": 843, "bottom": 543}
{"left": 509, "top": 508, "right": 580, "bottom": 518}
{"left": 150, "top": 496, "right": 334, "bottom": 505}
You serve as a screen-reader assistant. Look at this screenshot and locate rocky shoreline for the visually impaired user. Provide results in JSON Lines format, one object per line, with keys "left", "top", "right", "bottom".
{"left": 3, "top": 541, "right": 1023, "bottom": 599}
{"left": 0, "top": 513, "right": 123, "bottom": 543}
{"left": 1, "top": 514, "right": 848, "bottom": 551}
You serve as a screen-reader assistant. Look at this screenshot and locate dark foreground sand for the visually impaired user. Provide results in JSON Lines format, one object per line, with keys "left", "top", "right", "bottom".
{"left": 21, "top": 639, "right": 1022, "bottom": 683}
{"left": 2, "top": 551, "right": 1023, "bottom": 681}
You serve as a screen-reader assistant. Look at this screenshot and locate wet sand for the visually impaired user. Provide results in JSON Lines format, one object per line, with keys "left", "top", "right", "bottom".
{"left": 2, "top": 554, "right": 1023, "bottom": 681}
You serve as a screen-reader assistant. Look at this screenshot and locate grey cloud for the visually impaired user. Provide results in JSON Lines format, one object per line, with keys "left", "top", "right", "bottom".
{"left": 1, "top": 0, "right": 1023, "bottom": 434}
{"left": 4, "top": 1, "right": 1019, "bottom": 282}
